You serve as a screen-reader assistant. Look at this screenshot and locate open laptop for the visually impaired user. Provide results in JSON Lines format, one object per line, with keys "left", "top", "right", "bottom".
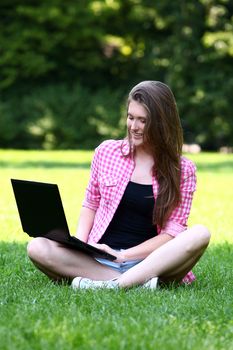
{"left": 11, "top": 179, "right": 116, "bottom": 261}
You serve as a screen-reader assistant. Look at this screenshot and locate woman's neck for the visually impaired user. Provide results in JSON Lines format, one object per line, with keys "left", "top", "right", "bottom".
{"left": 134, "top": 144, "right": 153, "bottom": 159}
{"left": 131, "top": 146, "right": 154, "bottom": 184}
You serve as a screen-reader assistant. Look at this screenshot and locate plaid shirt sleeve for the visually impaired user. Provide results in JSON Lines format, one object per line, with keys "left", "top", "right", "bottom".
{"left": 82, "top": 147, "right": 101, "bottom": 211}
{"left": 160, "top": 157, "right": 197, "bottom": 237}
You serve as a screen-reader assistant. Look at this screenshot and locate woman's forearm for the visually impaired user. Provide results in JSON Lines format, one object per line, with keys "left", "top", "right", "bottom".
{"left": 122, "top": 233, "right": 174, "bottom": 261}
{"left": 75, "top": 207, "right": 96, "bottom": 242}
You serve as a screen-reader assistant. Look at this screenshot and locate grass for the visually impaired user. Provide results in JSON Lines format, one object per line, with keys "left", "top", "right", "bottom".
{"left": 0, "top": 149, "right": 233, "bottom": 350}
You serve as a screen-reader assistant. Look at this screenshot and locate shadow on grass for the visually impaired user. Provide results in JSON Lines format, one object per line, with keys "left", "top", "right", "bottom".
{"left": 0, "top": 160, "right": 91, "bottom": 169}
{"left": 0, "top": 159, "right": 233, "bottom": 172}
{"left": 195, "top": 160, "right": 233, "bottom": 173}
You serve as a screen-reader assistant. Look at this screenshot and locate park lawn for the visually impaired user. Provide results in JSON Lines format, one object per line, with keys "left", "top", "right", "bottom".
{"left": 0, "top": 149, "right": 233, "bottom": 350}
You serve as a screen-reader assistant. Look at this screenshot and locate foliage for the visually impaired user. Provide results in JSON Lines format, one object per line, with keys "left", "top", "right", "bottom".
{"left": 0, "top": 83, "right": 126, "bottom": 149}
{"left": 0, "top": 0, "right": 233, "bottom": 149}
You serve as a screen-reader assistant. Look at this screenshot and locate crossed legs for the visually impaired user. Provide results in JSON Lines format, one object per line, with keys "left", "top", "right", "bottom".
{"left": 117, "top": 224, "right": 211, "bottom": 287}
{"left": 27, "top": 224, "right": 211, "bottom": 287}
{"left": 27, "top": 238, "right": 121, "bottom": 282}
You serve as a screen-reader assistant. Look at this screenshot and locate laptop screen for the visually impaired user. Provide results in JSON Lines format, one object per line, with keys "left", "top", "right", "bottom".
{"left": 11, "top": 179, "right": 70, "bottom": 237}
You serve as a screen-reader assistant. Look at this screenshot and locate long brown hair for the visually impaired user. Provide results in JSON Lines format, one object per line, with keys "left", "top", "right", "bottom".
{"left": 126, "top": 81, "right": 183, "bottom": 228}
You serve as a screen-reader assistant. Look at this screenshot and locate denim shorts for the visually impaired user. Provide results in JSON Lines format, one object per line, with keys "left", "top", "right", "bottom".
{"left": 95, "top": 250, "right": 142, "bottom": 273}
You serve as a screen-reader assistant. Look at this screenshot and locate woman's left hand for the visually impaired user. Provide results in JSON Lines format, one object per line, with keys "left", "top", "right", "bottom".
{"left": 91, "top": 243, "right": 125, "bottom": 263}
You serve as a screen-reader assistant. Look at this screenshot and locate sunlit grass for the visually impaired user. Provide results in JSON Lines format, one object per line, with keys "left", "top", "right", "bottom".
{"left": 0, "top": 150, "right": 93, "bottom": 242}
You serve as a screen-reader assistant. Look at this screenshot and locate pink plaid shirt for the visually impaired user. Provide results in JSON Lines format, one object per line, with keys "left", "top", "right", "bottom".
{"left": 83, "top": 139, "right": 197, "bottom": 283}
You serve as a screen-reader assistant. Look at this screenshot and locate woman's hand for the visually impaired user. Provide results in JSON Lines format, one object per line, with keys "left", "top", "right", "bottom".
{"left": 91, "top": 243, "right": 125, "bottom": 263}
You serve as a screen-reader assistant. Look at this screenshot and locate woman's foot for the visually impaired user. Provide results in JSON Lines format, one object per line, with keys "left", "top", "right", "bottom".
{"left": 71, "top": 276, "right": 159, "bottom": 289}
{"left": 71, "top": 277, "right": 118, "bottom": 289}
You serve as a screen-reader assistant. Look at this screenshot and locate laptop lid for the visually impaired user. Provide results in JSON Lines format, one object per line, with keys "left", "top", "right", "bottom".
{"left": 11, "top": 179, "right": 70, "bottom": 237}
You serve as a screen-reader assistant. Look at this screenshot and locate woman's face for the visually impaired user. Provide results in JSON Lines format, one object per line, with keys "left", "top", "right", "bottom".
{"left": 127, "top": 100, "right": 148, "bottom": 149}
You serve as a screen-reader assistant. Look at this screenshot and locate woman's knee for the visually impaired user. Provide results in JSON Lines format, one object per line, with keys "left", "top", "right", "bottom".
{"left": 185, "top": 224, "right": 211, "bottom": 254}
{"left": 27, "top": 237, "right": 50, "bottom": 263}
{"left": 193, "top": 224, "right": 211, "bottom": 246}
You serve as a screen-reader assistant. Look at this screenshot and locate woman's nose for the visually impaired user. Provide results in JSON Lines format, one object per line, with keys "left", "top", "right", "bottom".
{"left": 131, "top": 119, "right": 139, "bottom": 129}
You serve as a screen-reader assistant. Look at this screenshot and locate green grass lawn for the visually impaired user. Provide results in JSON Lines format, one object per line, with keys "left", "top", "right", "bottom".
{"left": 0, "top": 149, "right": 233, "bottom": 350}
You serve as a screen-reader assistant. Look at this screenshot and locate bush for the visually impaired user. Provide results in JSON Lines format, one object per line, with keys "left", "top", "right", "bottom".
{"left": 1, "top": 1, "right": 233, "bottom": 149}
{"left": 0, "top": 83, "right": 127, "bottom": 149}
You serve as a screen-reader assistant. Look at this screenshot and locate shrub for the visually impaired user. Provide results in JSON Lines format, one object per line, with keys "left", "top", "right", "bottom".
{"left": 0, "top": 83, "right": 127, "bottom": 149}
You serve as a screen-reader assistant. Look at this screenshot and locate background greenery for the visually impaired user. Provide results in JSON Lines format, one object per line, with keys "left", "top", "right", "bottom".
{"left": 0, "top": 150, "right": 233, "bottom": 349}
{"left": 0, "top": 0, "right": 233, "bottom": 150}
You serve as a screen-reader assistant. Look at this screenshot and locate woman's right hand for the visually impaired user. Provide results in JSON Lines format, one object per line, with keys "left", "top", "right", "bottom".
{"left": 91, "top": 243, "right": 126, "bottom": 263}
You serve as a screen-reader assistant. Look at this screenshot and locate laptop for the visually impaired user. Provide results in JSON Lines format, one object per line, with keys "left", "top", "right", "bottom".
{"left": 11, "top": 179, "right": 116, "bottom": 261}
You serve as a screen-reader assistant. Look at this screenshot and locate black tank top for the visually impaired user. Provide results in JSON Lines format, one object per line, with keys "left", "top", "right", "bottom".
{"left": 98, "top": 181, "right": 157, "bottom": 249}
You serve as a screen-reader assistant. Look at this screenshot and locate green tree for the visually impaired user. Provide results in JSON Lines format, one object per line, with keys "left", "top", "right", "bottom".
{"left": 0, "top": 0, "right": 232, "bottom": 149}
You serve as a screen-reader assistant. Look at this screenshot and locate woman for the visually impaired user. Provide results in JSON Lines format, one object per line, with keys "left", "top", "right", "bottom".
{"left": 27, "top": 81, "right": 211, "bottom": 289}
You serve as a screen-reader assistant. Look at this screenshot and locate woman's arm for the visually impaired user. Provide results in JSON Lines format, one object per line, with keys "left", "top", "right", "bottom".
{"left": 75, "top": 146, "right": 101, "bottom": 243}
{"left": 121, "top": 233, "right": 173, "bottom": 261}
{"left": 93, "top": 233, "right": 174, "bottom": 262}
{"left": 75, "top": 207, "right": 96, "bottom": 243}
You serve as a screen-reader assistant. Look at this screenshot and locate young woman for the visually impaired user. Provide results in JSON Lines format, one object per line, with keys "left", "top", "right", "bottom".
{"left": 27, "top": 81, "right": 211, "bottom": 289}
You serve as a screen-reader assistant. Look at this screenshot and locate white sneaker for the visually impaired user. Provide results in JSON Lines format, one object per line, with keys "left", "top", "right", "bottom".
{"left": 142, "top": 277, "right": 159, "bottom": 289}
{"left": 71, "top": 277, "right": 119, "bottom": 290}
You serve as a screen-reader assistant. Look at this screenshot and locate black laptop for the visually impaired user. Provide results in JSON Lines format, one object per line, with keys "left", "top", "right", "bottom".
{"left": 11, "top": 179, "right": 116, "bottom": 260}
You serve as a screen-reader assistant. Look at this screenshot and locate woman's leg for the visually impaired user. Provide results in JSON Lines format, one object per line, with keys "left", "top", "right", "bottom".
{"left": 117, "top": 224, "right": 211, "bottom": 288}
{"left": 27, "top": 237, "right": 121, "bottom": 282}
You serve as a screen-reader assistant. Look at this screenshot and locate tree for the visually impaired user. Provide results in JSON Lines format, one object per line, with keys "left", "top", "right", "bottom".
{"left": 0, "top": 0, "right": 232, "bottom": 149}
